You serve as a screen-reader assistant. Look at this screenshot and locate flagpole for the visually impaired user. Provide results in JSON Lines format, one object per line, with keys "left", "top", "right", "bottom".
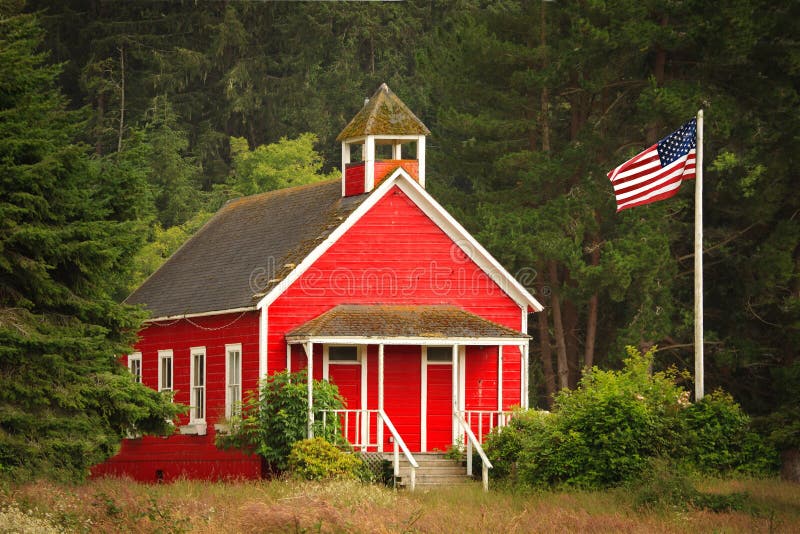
{"left": 694, "top": 109, "right": 704, "bottom": 401}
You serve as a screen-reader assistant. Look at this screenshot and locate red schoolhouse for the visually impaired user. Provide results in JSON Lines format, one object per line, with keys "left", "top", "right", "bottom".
{"left": 92, "top": 84, "right": 542, "bottom": 484}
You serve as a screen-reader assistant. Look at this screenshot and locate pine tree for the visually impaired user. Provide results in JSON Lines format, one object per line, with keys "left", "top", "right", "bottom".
{"left": 0, "top": 10, "right": 180, "bottom": 482}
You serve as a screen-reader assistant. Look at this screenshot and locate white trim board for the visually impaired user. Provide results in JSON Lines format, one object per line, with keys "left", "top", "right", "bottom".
{"left": 146, "top": 306, "right": 256, "bottom": 323}
{"left": 286, "top": 336, "right": 530, "bottom": 346}
{"left": 256, "top": 169, "right": 542, "bottom": 312}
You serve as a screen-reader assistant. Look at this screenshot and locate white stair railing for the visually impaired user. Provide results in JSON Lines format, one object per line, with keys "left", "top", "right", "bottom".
{"left": 320, "top": 408, "right": 419, "bottom": 491}
{"left": 454, "top": 412, "right": 494, "bottom": 491}
{"left": 460, "top": 410, "right": 514, "bottom": 443}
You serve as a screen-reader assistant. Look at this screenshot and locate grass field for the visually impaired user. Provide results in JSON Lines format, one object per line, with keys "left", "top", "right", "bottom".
{"left": 1, "top": 476, "right": 799, "bottom": 533}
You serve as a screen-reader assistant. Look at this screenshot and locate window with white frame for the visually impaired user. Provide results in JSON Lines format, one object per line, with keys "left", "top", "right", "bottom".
{"left": 328, "top": 345, "right": 359, "bottom": 362}
{"left": 225, "top": 344, "right": 242, "bottom": 418}
{"left": 190, "top": 347, "right": 206, "bottom": 422}
{"left": 157, "top": 350, "right": 173, "bottom": 392}
{"left": 426, "top": 346, "right": 453, "bottom": 363}
{"left": 128, "top": 352, "right": 142, "bottom": 383}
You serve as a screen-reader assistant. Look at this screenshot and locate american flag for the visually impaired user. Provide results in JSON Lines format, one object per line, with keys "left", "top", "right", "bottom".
{"left": 607, "top": 119, "right": 697, "bottom": 212}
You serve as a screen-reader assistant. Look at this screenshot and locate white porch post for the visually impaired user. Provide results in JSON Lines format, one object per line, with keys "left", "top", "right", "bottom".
{"left": 497, "top": 345, "right": 504, "bottom": 412}
{"left": 378, "top": 343, "right": 384, "bottom": 452}
{"left": 305, "top": 341, "right": 314, "bottom": 438}
{"left": 259, "top": 307, "right": 268, "bottom": 381}
{"left": 286, "top": 344, "right": 291, "bottom": 374}
{"left": 341, "top": 141, "right": 351, "bottom": 197}
{"left": 360, "top": 346, "right": 368, "bottom": 452}
{"left": 520, "top": 343, "right": 529, "bottom": 409}
{"left": 417, "top": 136, "right": 426, "bottom": 187}
{"left": 392, "top": 142, "right": 402, "bottom": 160}
{"left": 365, "top": 135, "right": 375, "bottom": 192}
{"left": 451, "top": 344, "right": 459, "bottom": 445}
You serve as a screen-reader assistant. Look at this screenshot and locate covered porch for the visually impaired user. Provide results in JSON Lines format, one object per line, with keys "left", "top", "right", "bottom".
{"left": 284, "top": 304, "right": 530, "bottom": 453}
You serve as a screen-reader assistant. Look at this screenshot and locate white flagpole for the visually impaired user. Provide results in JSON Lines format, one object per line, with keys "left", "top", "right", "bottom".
{"left": 694, "top": 110, "right": 704, "bottom": 401}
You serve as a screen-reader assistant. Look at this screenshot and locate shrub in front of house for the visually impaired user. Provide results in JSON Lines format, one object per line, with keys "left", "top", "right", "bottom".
{"left": 680, "top": 390, "right": 778, "bottom": 475}
{"left": 485, "top": 347, "right": 777, "bottom": 489}
{"left": 288, "top": 437, "right": 369, "bottom": 481}
{"left": 216, "top": 370, "right": 347, "bottom": 473}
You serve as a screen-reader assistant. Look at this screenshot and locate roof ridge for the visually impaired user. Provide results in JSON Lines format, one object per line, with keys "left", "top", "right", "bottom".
{"left": 223, "top": 177, "right": 340, "bottom": 211}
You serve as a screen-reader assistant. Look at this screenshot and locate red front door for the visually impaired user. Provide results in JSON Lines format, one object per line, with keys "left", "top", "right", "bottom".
{"left": 328, "top": 364, "right": 361, "bottom": 444}
{"left": 426, "top": 363, "right": 452, "bottom": 451}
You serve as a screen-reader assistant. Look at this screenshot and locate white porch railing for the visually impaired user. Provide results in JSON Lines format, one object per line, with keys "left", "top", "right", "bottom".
{"left": 459, "top": 410, "right": 514, "bottom": 444}
{"left": 454, "top": 412, "right": 493, "bottom": 491}
{"left": 320, "top": 408, "right": 419, "bottom": 491}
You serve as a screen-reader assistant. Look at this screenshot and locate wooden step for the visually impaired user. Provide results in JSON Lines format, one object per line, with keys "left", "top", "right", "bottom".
{"left": 388, "top": 452, "right": 475, "bottom": 489}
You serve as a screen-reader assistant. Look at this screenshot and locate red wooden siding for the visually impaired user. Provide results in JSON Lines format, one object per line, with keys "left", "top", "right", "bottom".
{"left": 344, "top": 163, "right": 365, "bottom": 196}
{"left": 344, "top": 161, "right": 420, "bottom": 196}
{"left": 92, "top": 312, "right": 262, "bottom": 481}
{"left": 268, "top": 184, "right": 524, "bottom": 450}
{"left": 374, "top": 160, "right": 419, "bottom": 185}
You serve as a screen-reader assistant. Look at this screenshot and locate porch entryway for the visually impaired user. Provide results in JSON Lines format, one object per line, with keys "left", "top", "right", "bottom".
{"left": 285, "top": 304, "right": 531, "bottom": 490}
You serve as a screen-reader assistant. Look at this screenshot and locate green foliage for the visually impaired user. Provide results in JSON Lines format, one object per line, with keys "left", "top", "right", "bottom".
{"left": 681, "top": 390, "right": 778, "bottom": 475}
{"left": 287, "top": 438, "right": 368, "bottom": 481}
{"left": 524, "top": 347, "right": 685, "bottom": 487}
{"left": 227, "top": 134, "right": 336, "bottom": 196}
{"left": 216, "top": 370, "right": 346, "bottom": 472}
{"left": 487, "top": 347, "right": 776, "bottom": 489}
{"left": 484, "top": 409, "right": 552, "bottom": 481}
{"left": 0, "top": 11, "right": 182, "bottom": 483}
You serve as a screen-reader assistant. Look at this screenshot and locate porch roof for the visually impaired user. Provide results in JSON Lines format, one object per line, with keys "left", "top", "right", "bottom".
{"left": 285, "top": 304, "right": 530, "bottom": 346}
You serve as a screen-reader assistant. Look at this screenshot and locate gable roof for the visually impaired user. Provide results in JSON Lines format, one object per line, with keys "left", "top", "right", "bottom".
{"left": 286, "top": 305, "right": 529, "bottom": 344}
{"left": 125, "top": 179, "right": 367, "bottom": 319}
{"left": 256, "top": 169, "right": 543, "bottom": 313}
{"left": 336, "top": 83, "right": 430, "bottom": 141}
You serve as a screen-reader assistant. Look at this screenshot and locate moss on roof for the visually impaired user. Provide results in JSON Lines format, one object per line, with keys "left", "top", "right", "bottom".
{"left": 336, "top": 83, "right": 430, "bottom": 142}
{"left": 286, "top": 305, "right": 529, "bottom": 340}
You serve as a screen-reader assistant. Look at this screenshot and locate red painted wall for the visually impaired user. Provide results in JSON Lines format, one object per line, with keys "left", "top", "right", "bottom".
{"left": 97, "top": 182, "right": 528, "bottom": 480}
{"left": 268, "top": 185, "right": 525, "bottom": 449}
{"left": 92, "top": 312, "right": 262, "bottom": 481}
{"left": 344, "top": 161, "right": 420, "bottom": 197}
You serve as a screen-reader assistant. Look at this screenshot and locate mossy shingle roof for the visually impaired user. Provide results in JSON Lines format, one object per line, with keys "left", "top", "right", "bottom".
{"left": 125, "top": 180, "right": 368, "bottom": 318}
{"left": 336, "top": 83, "right": 430, "bottom": 142}
{"left": 286, "top": 305, "right": 529, "bottom": 341}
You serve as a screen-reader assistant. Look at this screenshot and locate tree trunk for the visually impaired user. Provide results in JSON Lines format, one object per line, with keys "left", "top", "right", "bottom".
{"left": 584, "top": 239, "right": 601, "bottom": 369}
{"left": 584, "top": 293, "right": 598, "bottom": 369}
{"left": 562, "top": 297, "right": 580, "bottom": 388}
{"left": 549, "top": 261, "right": 569, "bottom": 390}
{"left": 537, "top": 301, "right": 556, "bottom": 407}
{"left": 782, "top": 449, "right": 800, "bottom": 483}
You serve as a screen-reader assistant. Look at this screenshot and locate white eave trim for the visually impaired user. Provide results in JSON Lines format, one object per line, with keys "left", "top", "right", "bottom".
{"left": 256, "top": 169, "right": 543, "bottom": 312}
{"left": 145, "top": 306, "right": 256, "bottom": 323}
{"left": 285, "top": 336, "right": 530, "bottom": 346}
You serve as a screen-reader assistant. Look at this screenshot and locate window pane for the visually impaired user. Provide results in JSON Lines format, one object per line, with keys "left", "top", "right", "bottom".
{"left": 329, "top": 346, "right": 358, "bottom": 361}
{"left": 194, "top": 353, "right": 204, "bottom": 386}
{"left": 427, "top": 347, "right": 452, "bottom": 362}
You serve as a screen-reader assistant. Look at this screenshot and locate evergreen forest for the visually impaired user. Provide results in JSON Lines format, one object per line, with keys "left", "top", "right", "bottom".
{"left": 1, "top": 0, "right": 798, "bottom": 480}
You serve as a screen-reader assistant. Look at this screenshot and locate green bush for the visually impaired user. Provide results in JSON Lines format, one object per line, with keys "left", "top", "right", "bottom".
{"left": 486, "top": 347, "right": 777, "bottom": 490}
{"left": 680, "top": 390, "right": 778, "bottom": 475}
{"left": 485, "top": 410, "right": 553, "bottom": 480}
{"left": 525, "top": 347, "right": 685, "bottom": 487}
{"left": 288, "top": 438, "right": 368, "bottom": 481}
{"left": 216, "top": 370, "right": 347, "bottom": 472}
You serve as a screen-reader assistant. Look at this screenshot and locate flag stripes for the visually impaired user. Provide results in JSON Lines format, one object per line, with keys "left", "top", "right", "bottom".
{"left": 607, "top": 118, "right": 697, "bottom": 212}
{"left": 609, "top": 146, "right": 696, "bottom": 211}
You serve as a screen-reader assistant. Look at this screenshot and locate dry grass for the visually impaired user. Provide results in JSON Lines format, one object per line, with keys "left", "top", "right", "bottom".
{"left": 1, "top": 476, "right": 798, "bottom": 533}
